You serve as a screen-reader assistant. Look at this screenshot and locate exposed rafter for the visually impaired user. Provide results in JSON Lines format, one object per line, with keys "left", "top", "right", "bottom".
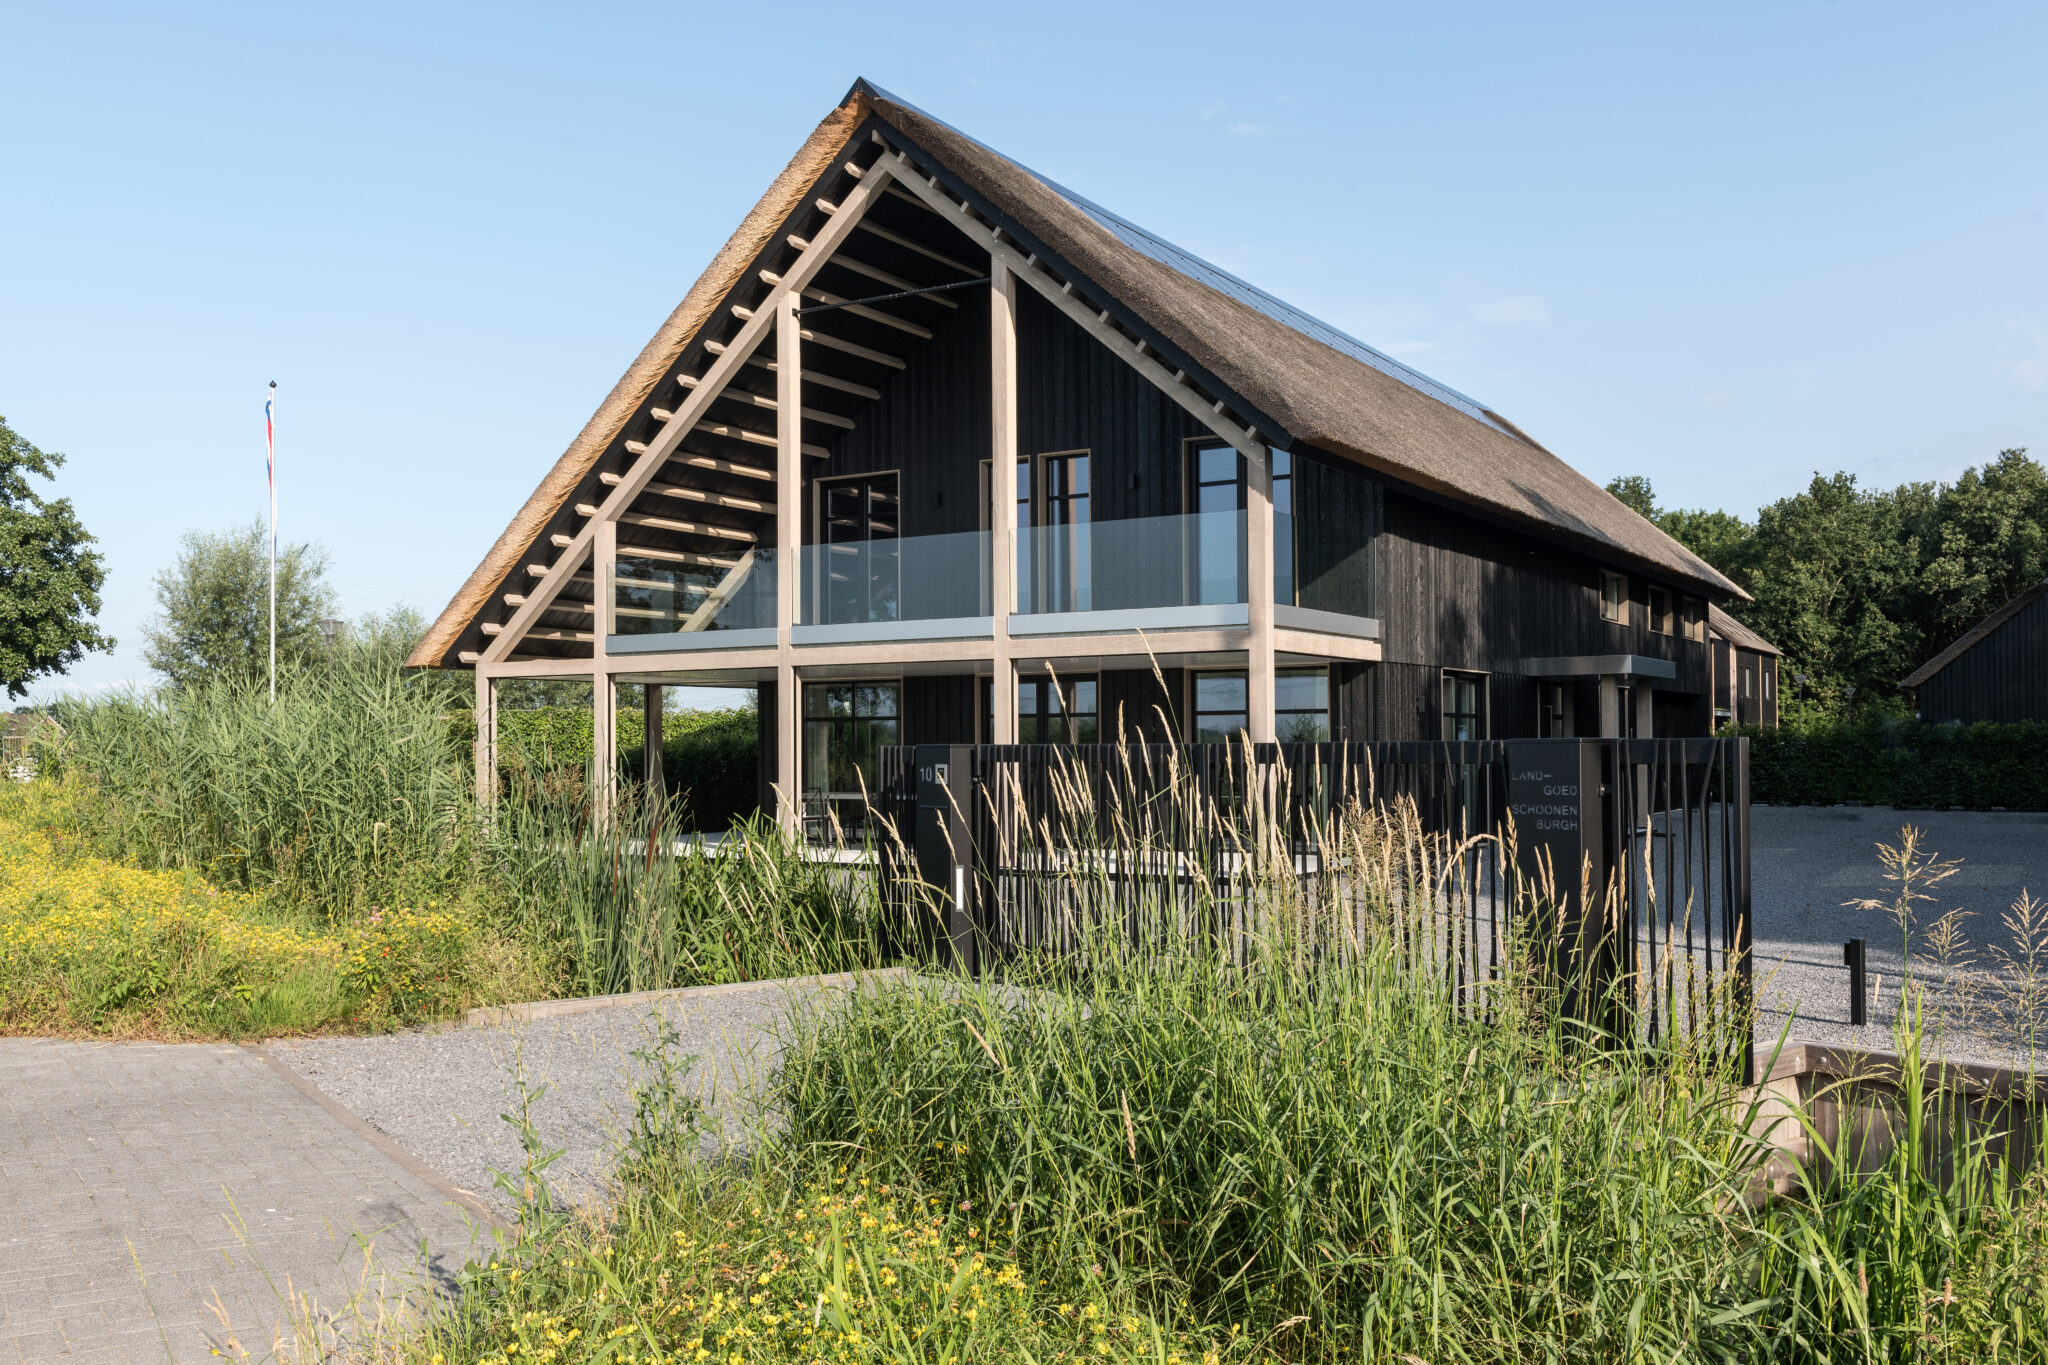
{"left": 695, "top": 346, "right": 883, "bottom": 400}
{"left": 600, "top": 471, "right": 773, "bottom": 515}
{"left": 876, "top": 145, "right": 1263, "bottom": 457}
{"left": 480, "top": 161, "right": 899, "bottom": 663}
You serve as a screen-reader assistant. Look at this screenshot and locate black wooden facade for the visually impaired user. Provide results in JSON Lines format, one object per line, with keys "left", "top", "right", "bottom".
{"left": 1909, "top": 582, "right": 2048, "bottom": 724}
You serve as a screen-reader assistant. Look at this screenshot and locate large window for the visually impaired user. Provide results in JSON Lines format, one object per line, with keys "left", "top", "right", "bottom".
{"left": 1272, "top": 448, "right": 1295, "bottom": 606}
{"left": 1190, "top": 671, "right": 1247, "bottom": 743}
{"left": 1442, "top": 672, "right": 1486, "bottom": 741}
{"left": 802, "top": 682, "right": 898, "bottom": 830}
{"left": 1276, "top": 667, "right": 1330, "bottom": 742}
{"left": 815, "top": 473, "right": 900, "bottom": 624}
{"left": 1019, "top": 675, "right": 1097, "bottom": 743}
{"left": 1188, "top": 443, "right": 1245, "bottom": 605}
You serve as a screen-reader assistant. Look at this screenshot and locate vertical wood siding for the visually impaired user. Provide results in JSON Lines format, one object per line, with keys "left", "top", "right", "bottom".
{"left": 1917, "top": 592, "right": 2048, "bottom": 723}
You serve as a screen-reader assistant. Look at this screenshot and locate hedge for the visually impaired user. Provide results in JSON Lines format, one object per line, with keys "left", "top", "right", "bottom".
{"left": 497, "top": 704, "right": 758, "bottom": 830}
{"left": 1731, "top": 717, "right": 2048, "bottom": 810}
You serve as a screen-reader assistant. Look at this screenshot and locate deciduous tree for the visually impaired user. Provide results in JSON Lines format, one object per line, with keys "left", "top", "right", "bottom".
{"left": 0, "top": 415, "right": 113, "bottom": 698}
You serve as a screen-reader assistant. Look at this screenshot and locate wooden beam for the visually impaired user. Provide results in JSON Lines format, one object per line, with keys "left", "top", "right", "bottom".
{"left": 847, "top": 219, "right": 981, "bottom": 276}
{"left": 730, "top": 307, "right": 908, "bottom": 370}
{"left": 760, "top": 272, "right": 933, "bottom": 340}
{"left": 663, "top": 451, "right": 776, "bottom": 483}
{"left": 482, "top": 161, "right": 898, "bottom": 662}
{"left": 775, "top": 290, "right": 802, "bottom": 837}
{"left": 695, "top": 349, "right": 882, "bottom": 401}
{"left": 1245, "top": 441, "right": 1275, "bottom": 744}
{"left": 574, "top": 505, "right": 759, "bottom": 544}
{"left": 600, "top": 471, "right": 773, "bottom": 514}
{"left": 885, "top": 159, "right": 1261, "bottom": 458}
{"left": 990, "top": 258, "right": 1019, "bottom": 745}
{"left": 790, "top": 238, "right": 959, "bottom": 306}
{"left": 679, "top": 548, "right": 758, "bottom": 632}
{"left": 686, "top": 390, "right": 855, "bottom": 430}
{"left": 688, "top": 422, "right": 829, "bottom": 458}
{"left": 483, "top": 623, "right": 595, "bottom": 643}
{"left": 883, "top": 183, "right": 941, "bottom": 216}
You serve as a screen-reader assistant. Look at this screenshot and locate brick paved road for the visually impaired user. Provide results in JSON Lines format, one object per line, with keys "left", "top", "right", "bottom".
{"left": 0, "top": 1040, "right": 492, "bottom": 1364}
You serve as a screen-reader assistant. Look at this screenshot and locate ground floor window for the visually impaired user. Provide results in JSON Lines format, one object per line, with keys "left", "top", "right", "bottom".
{"left": 1275, "top": 668, "right": 1330, "bottom": 742}
{"left": 1191, "top": 672, "right": 1247, "bottom": 743}
{"left": 802, "top": 682, "right": 898, "bottom": 830}
{"left": 1442, "top": 671, "right": 1486, "bottom": 741}
{"left": 1538, "top": 681, "right": 1574, "bottom": 738}
{"left": 1019, "top": 675, "right": 1098, "bottom": 743}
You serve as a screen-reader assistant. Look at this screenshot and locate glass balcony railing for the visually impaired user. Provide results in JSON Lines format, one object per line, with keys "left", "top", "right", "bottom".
{"left": 611, "top": 548, "right": 777, "bottom": 635}
{"left": 1016, "top": 510, "right": 1247, "bottom": 615}
{"left": 801, "top": 529, "right": 991, "bottom": 626}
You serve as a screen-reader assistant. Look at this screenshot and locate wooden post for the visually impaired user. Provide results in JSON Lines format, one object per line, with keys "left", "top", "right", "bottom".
{"left": 1245, "top": 441, "right": 1276, "bottom": 744}
{"left": 1598, "top": 676, "right": 1622, "bottom": 738}
{"left": 775, "top": 292, "right": 803, "bottom": 834}
{"left": 593, "top": 523, "right": 618, "bottom": 824}
{"left": 473, "top": 667, "right": 496, "bottom": 809}
{"left": 592, "top": 670, "right": 617, "bottom": 825}
{"left": 643, "top": 683, "right": 664, "bottom": 798}
{"left": 1633, "top": 682, "right": 1655, "bottom": 740}
{"left": 989, "top": 260, "right": 1019, "bottom": 744}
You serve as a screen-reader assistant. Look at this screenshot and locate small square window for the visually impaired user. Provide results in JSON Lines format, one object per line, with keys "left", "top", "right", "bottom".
{"left": 1600, "top": 571, "right": 1629, "bottom": 624}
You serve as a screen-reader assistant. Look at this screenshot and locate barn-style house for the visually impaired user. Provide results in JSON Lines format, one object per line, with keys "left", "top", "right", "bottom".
{"left": 411, "top": 80, "right": 1746, "bottom": 832}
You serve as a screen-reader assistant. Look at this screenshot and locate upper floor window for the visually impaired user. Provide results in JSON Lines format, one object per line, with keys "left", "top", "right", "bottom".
{"left": 1647, "top": 586, "right": 1674, "bottom": 634}
{"left": 1188, "top": 442, "right": 1246, "bottom": 606}
{"left": 1600, "top": 571, "right": 1629, "bottom": 625}
{"left": 1681, "top": 597, "right": 1707, "bottom": 642}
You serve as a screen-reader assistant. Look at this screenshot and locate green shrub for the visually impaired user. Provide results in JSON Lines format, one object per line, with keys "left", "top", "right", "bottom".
{"left": 1737, "top": 716, "right": 2048, "bottom": 808}
{"left": 499, "top": 703, "right": 759, "bottom": 831}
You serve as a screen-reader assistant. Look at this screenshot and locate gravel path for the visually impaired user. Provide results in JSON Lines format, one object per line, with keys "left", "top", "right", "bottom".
{"left": 1750, "top": 805, "right": 2048, "bottom": 1068}
{"left": 258, "top": 810, "right": 2048, "bottom": 1240}
{"left": 271, "top": 974, "right": 886, "bottom": 1217}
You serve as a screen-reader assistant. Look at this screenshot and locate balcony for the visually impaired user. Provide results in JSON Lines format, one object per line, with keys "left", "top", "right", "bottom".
{"left": 1012, "top": 510, "right": 1247, "bottom": 634}
{"left": 795, "top": 529, "right": 992, "bottom": 644}
{"left": 606, "top": 549, "right": 780, "bottom": 653}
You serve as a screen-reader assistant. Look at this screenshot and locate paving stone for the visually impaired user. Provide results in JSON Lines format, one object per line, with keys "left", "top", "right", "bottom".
{"left": 0, "top": 1041, "right": 492, "bottom": 1363}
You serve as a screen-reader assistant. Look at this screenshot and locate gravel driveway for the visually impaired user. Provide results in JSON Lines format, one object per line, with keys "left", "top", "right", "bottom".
{"left": 1750, "top": 805, "right": 2048, "bottom": 1068}
{"left": 271, "top": 973, "right": 888, "bottom": 1217}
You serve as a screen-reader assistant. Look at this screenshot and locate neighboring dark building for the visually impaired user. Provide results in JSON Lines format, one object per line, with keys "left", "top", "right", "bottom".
{"left": 1708, "top": 605, "right": 1780, "bottom": 729}
{"left": 413, "top": 80, "right": 1747, "bottom": 832}
{"left": 1902, "top": 579, "right": 2048, "bottom": 724}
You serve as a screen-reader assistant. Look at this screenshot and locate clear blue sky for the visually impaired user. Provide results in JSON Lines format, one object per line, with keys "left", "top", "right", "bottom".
{"left": 5, "top": 2, "right": 2044, "bottom": 700}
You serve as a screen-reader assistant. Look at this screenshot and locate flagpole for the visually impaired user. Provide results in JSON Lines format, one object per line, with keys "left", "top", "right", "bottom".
{"left": 267, "top": 381, "right": 278, "bottom": 703}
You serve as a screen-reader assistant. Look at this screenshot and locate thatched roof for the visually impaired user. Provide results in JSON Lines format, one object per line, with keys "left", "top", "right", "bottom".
{"left": 1708, "top": 604, "right": 1780, "bottom": 657}
{"left": 412, "top": 80, "right": 1742, "bottom": 669}
{"left": 1902, "top": 578, "right": 2048, "bottom": 688}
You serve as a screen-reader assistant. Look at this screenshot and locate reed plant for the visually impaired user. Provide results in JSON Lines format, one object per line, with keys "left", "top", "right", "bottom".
{"left": 37, "top": 653, "right": 476, "bottom": 914}
{"left": 483, "top": 785, "right": 889, "bottom": 1000}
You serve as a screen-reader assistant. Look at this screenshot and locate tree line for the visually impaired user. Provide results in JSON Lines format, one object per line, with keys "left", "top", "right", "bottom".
{"left": 1607, "top": 448, "right": 2048, "bottom": 711}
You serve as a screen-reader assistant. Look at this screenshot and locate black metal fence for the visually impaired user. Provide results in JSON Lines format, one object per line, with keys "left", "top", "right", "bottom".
{"left": 874, "top": 738, "right": 1752, "bottom": 1069}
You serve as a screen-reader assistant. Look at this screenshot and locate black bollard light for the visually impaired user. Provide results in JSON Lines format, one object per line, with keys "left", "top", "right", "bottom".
{"left": 1844, "top": 937, "right": 1868, "bottom": 1025}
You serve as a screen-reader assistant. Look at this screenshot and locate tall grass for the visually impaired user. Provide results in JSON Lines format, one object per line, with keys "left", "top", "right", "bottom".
{"left": 487, "top": 788, "right": 888, "bottom": 999}
{"left": 39, "top": 656, "right": 475, "bottom": 913}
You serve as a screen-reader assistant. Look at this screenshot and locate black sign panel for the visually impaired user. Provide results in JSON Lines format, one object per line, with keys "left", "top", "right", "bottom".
{"left": 1505, "top": 739, "right": 1597, "bottom": 897}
